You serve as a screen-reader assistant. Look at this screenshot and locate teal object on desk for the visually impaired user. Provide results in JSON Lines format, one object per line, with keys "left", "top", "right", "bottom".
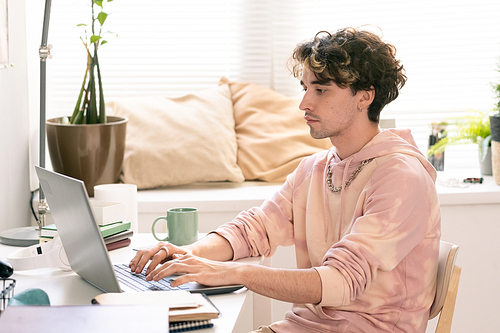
{"left": 8, "top": 288, "right": 50, "bottom": 306}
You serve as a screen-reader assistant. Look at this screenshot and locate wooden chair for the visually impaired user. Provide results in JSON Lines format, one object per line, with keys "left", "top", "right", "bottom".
{"left": 428, "top": 241, "right": 461, "bottom": 333}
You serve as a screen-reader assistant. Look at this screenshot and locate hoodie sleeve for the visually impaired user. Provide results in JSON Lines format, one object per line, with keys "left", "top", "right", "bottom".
{"left": 211, "top": 174, "right": 297, "bottom": 260}
{"left": 317, "top": 154, "right": 441, "bottom": 307}
{"left": 211, "top": 151, "right": 327, "bottom": 260}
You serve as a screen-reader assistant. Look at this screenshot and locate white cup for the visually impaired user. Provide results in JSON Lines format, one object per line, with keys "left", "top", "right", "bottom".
{"left": 94, "top": 184, "right": 138, "bottom": 233}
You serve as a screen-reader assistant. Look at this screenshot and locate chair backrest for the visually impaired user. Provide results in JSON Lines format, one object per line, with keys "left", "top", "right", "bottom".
{"left": 429, "top": 240, "right": 460, "bottom": 320}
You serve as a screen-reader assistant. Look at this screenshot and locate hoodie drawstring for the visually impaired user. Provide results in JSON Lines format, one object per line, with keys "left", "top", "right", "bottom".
{"left": 323, "top": 153, "right": 334, "bottom": 242}
{"left": 323, "top": 154, "right": 353, "bottom": 242}
{"left": 337, "top": 157, "right": 353, "bottom": 240}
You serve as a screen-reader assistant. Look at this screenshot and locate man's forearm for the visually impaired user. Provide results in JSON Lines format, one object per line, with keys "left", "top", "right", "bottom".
{"left": 235, "top": 264, "right": 322, "bottom": 304}
{"left": 184, "top": 233, "right": 322, "bottom": 304}
{"left": 185, "top": 233, "right": 234, "bottom": 262}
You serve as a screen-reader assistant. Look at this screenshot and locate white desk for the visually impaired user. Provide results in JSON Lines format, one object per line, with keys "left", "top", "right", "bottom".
{"left": 28, "top": 173, "right": 500, "bottom": 331}
{"left": 0, "top": 234, "right": 260, "bottom": 333}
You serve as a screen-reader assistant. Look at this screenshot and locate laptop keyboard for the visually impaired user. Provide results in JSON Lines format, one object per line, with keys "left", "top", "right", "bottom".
{"left": 113, "top": 263, "right": 190, "bottom": 292}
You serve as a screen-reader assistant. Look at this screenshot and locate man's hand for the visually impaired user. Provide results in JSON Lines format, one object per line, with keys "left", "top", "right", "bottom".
{"left": 146, "top": 252, "right": 321, "bottom": 304}
{"left": 128, "top": 241, "right": 191, "bottom": 275}
{"left": 129, "top": 233, "right": 233, "bottom": 275}
{"left": 145, "top": 253, "right": 242, "bottom": 287}
{"left": 128, "top": 233, "right": 321, "bottom": 304}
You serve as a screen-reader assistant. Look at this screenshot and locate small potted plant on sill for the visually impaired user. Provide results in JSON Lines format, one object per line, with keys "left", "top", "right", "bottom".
{"left": 46, "top": 0, "right": 127, "bottom": 196}
{"left": 427, "top": 110, "right": 492, "bottom": 175}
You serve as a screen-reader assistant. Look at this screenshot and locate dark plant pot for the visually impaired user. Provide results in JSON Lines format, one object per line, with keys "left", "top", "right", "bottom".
{"left": 490, "top": 115, "right": 500, "bottom": 185}
{"left": 46, "top": 116, "right": 128, "bottom": 196}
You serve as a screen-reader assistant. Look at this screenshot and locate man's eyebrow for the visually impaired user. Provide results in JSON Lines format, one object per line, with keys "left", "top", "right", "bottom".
{"left": 311, "top": 79, "right": 334, "bottom": 86}
{"left": 300, "top": 79, "right": 333, "bottom": 86}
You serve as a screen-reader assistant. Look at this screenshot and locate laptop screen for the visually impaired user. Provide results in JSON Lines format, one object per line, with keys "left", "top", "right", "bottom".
{"left": 36, "top": 166, "right": 122, "bottom": 293}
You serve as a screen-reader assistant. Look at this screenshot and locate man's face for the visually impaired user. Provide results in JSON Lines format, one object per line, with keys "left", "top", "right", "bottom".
{"left": 299, "top": 69, "right": 361, "bottom": 141}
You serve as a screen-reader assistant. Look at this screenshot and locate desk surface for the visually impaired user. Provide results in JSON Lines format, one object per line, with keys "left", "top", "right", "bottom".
{"left": 0, "top": 234, "right": 259, "bottom": 333}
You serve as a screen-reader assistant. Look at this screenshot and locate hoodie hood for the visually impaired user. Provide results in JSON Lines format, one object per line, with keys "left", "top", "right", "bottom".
{"left": 322, "top": 128, "right": 436, "bottom": 241}
{"left": 327, "top": 128, "right": 436, "bottom": 180}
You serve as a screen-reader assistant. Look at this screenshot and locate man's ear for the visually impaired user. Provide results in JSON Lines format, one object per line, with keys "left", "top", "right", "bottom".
{"left": 359, "top": 86, "right": 375, "bottom": 109}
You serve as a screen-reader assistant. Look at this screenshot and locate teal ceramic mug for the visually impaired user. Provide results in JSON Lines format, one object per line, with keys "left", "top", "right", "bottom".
{"left": 151, "top": 208, "right": 198, "bottom": 245}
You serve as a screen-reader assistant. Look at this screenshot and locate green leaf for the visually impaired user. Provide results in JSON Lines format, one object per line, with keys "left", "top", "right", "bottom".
{"left": 94, "top": 0, "right": 103, "bottom": 8}
{"left": 90, "top": 35, "right": 102, "bottom": 44}
{"left": 101, "top": 40, "right": 108, "bottom": 46}
{"left": 77, "top": 23, "right": 87, "bottom": 27}
{"left": 427, "top": 110, "right": 491, "bottom": 157}
{"left": 97, "top": 12, "right": 108, "bottom": 26}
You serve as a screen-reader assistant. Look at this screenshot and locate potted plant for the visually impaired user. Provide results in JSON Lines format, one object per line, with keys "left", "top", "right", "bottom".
{"left": 427, "top": 110, "right": 492, "bottom": 175}
{"left": 46, "top": 0, "right": 127, "bottom": 196}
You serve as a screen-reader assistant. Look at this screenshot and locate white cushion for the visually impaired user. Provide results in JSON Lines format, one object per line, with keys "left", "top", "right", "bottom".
{"left": 107, "top": 84, "right": 244, "bottom": 189}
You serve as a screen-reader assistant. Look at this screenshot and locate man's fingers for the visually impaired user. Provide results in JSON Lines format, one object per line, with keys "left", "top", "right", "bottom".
{"left": 146, "top": 247, "right": 171, "bottom": 274}
{"left": 146, "top": 257, "right": 190, "bottom": 281}
{"left": 129, "top": 242, "right": 169, "bottom": 273}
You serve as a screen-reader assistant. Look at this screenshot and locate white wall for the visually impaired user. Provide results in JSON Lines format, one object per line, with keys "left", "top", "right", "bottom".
{"left": 426, "top": 201, "right": 500, "bottom": 332}
{"left": 0, "top": 0, "right": 31, "bottom": 233}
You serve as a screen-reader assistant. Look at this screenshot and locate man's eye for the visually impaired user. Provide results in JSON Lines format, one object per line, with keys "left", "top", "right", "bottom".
{"left": 316, "top": 89, "right": 326, "bottom": 94}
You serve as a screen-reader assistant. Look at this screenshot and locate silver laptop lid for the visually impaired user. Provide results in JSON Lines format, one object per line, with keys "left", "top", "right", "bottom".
{"left": 35, "top": 166, "right": 122, "bottom": 293}
{"left": 36, "top": 167, "right": 245, "bottom": 295}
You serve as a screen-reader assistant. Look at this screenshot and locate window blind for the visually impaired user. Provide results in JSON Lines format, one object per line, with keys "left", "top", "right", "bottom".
{"left": 47, "top": 0, "right": 273, "bottom": 108}
{"left": 43, "top": 0, "right": 500, "bottom": 170}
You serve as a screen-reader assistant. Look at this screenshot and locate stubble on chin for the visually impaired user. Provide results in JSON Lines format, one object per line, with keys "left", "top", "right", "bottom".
{"left": 308, "top": 126, "right": 330, "bottom": 140}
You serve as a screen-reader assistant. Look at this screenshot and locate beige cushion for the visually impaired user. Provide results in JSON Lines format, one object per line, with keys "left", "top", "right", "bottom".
{"left": 220, "top": 77, "right": 332, "bottom": 182}
{"left": 107, "top": 84, "right": 244, "bottom": 189}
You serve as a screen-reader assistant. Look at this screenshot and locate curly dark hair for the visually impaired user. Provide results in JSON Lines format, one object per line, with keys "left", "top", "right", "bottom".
{"left": 288, "top": 27, "right": 407, "bottom": 123}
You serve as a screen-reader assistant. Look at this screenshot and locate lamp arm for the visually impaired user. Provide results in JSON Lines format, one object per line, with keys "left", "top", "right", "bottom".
{"left": 41, "top": 0, "right": 51, "bottom": 47}
{"left": 38, "top": 0, "right": 52, "bottom": 229}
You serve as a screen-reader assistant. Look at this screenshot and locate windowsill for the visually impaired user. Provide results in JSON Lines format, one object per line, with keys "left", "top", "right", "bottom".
{"left": 135, "top": 171, "right": 500, "bottom": 211}
{"left": 136, "top": 181, "right": 283, "bottom": 214}
{"left": 435, "top": 171, "right": 500, "bottom": 206}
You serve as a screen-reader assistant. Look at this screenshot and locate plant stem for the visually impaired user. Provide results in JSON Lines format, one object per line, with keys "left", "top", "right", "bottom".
{"left": 72, "top": 0, "right": 109, "bottom": 124}
{"left": 71, "top": 50, "right": 91, "bottom": 124}
{"left": 87, "top": 52, "right": 98, "bottom": 124}
{"left": 95, "top": 51, "right": 106, "bottom": 123}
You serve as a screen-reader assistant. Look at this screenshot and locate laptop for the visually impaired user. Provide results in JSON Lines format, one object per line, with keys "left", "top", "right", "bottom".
{"left": 35, "top": 166, "right": 243, "bottom": 295}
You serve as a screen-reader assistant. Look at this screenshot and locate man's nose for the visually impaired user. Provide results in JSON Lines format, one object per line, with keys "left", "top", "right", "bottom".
{"left": 299, "top": 92, "right": 311, "bottom": 112}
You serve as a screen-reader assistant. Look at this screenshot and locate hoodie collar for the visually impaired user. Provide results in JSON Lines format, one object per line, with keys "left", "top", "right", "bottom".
{"left": 322, "top": 128, "right": 437, "bottom": 241}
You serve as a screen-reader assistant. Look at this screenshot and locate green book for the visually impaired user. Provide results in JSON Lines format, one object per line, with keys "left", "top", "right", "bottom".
{"left": 41, "top": 221, "right": 131, "bottom": 239}
{"left": 40, "top": 224, "right": 58, "bottom": 237}
{"left": 99, "top": 221, "right": 132, "bottom": 238}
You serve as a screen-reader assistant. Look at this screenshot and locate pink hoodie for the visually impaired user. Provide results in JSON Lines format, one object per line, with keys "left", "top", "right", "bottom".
{"left": 214, "top": 129, "right": 441, "bottom": 332}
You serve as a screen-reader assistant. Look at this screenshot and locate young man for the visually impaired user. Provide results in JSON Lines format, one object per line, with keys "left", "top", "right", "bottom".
{"left": 130, "top": 27, "right": 441, "bottom": 332}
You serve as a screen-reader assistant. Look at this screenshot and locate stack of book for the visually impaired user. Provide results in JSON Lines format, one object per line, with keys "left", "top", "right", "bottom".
{"left": 92, "top": 290, "right": 219, "bottom": 332}
{"left": 40, "top": 221, "right": 133, "bottom": 251}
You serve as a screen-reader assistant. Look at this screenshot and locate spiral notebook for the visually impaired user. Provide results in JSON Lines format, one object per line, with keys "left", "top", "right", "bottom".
{"left": 170, "top": 319, "right": 213, "bottom": 332}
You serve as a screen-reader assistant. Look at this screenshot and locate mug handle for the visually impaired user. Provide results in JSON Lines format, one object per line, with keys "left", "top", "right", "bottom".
{"left": 152, "top": 216, "right": 169, "bottom": 242}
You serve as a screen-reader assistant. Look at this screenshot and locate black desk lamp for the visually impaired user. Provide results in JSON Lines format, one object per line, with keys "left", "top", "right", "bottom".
{"left": 0, "top": 0, "right": 52, "bottom": 246}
